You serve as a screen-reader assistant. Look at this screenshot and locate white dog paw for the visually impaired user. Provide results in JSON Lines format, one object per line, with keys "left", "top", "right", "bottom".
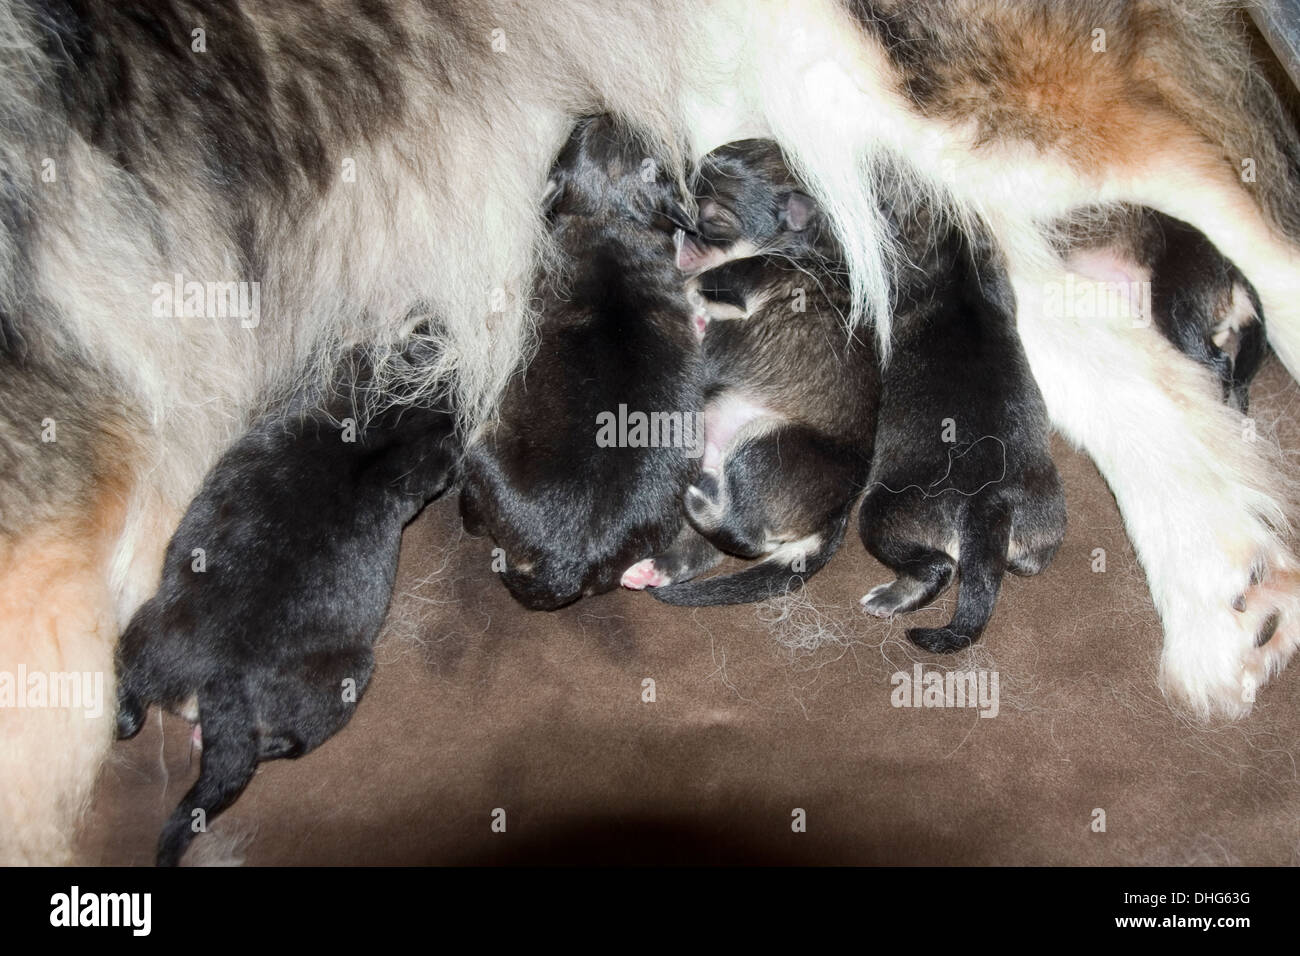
{"left": 1159, "top": 548, "right": 1300, "bottom": 718}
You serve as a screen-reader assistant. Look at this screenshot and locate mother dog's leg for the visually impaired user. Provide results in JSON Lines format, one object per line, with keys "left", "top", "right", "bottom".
{"left": 785, "top": 0, "right": 1300, "bottom": 713}
{"left": 0, "top": 361, "right": 173, "bottom": 863}
{"left": 1012, "top": 264, "right": 1298, "bottom": 717}
{"left": 0, "top": 0, "right": 716, "bottom": 860}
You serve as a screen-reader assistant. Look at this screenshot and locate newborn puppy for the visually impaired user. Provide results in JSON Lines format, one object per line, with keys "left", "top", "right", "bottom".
{"left": 1057, "top": 205, "right": 1266, "bottom": 411}
{"left": 115, "top": 342, "right": 459, "bottom": 866}
{"left": 626, "top": 140, "right": 878, "bottom": 605}
{"left": 859, "top": 195, "right": 1066, "bottom": 652}
{"left": 459, "top": 115, "right": 702, "bottom": 610}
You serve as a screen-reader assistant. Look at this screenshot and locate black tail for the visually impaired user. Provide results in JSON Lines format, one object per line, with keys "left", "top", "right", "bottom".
{"left": 650, "top": 512, "right": 848, "bottom": 607}
{"left": 907, "top": 503, "right": 1011, "bottom": 653}
{"left": 156, "top": 688, "right": 260, "bottom": 867}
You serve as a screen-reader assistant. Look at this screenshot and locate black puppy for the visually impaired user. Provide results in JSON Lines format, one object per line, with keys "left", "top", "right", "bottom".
{"left": 625, "top": 140, "right": 879, "bottom": 604}
{"left": 458, "top": 115, "right": 702, "bottom": 610}
{"left": 858, "top": 193, "right": 1067, "bottom": 652}
{"left": 1057, "top": 205, "right": 1267, "bottom": 411}
{"left": 115, "top": 343, "right": 459, "bottom": 865}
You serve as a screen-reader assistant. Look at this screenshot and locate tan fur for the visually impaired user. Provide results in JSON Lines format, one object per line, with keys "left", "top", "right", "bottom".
{"left": 0, "top": 481, "right": 128, "bottom": 863}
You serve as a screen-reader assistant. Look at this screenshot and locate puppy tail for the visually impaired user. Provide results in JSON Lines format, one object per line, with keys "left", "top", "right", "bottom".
{"left": 907, "top": 502, "right": 1012, "bottom": 653}
{"left": 649, "top": 512, "right": 848, "bottom": 607}
{"left": 156, "top": 688, "right": 259, "bottom": 867}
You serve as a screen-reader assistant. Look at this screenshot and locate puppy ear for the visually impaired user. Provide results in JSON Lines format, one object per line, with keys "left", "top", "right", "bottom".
{"left": 780, "top": 191, "right": 816, "bottom": 232}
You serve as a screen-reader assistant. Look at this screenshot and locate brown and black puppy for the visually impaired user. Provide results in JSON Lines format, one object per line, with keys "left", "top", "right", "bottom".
{"left": 1056, "top": 205, "right": 1267, "bottom": 412}
{"left": 115, "top": 340, "right": 459, "bottom": 866}
{"left": 858, "top": 192, "right": 1066, "bottom": 652}
{"left": 459, "top": 115, "right": 702, "bottom": 610}
{"left": 625, "top": 140, "right": 879, "bottom": 605}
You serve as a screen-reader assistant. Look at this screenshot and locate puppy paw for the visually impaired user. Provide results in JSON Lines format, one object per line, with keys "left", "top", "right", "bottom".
{"left": 860, "top": 582, "right": 903, "bottom": 619}
{"left": 692, "top": 309, "right": 709, "bottom": 339}
{"left": 621, "top": 559, "right": 671, "bottom": 590}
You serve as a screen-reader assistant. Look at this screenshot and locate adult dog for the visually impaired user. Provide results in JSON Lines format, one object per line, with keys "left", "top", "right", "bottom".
{"left": 2, "top": 0, "right": 1298, "bottom": 863}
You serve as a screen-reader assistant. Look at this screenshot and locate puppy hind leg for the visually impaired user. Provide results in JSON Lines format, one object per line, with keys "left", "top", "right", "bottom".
{"left": 683, "top": 454, "right": 771, "bottom": 561}
{"left": 858, "top": 517, "right": 957, "bottom": 620}
{"left": 623, "top": 524, "right": 723, "bottom": 590}
{"left": 1007, "top": 475, "right": 1067, "bottom": 578}
{"left": 157, "top": 687, "right": 260, "bottom": 867}
{"left": 859, "top": 551, "right": 956, "bottom": 619}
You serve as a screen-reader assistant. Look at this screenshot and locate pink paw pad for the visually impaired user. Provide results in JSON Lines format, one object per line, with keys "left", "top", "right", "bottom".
{"left": 621, "top": 559, "right": 671, "bottom": 590}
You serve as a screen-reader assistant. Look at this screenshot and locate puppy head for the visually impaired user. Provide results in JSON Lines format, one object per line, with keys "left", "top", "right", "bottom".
{"left": 543, "top": 115, "right": 690, "bottom": 234}
{"left": 677, "top": 139, "right": 818, "bottom": 274}
{"left": 460, "top": 473, "right": 588, "bottom": 610}
{"left": 460, "top": 444, "right": 634, "bottom": 612}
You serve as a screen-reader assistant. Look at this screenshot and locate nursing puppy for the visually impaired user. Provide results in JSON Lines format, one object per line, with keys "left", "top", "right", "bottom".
{"left": 10, "top": 0, "right": 1300, "bottom": 863}
{"left": 459, "top": 116, "right": 702, "bottom": 611}
{"left": 115, "top": 344, "right": 459, "bottom": 866}
{"left": 859, "top": 199, "right": 1066, "bottom": 652}
{"left": 626, "top": 140, "right": 878, "bottom": 605}
{"left": 1056, "top": 205, "right": 1267, "bottom": 412}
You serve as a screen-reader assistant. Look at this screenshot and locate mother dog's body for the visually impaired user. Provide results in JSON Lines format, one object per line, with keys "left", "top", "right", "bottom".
{"left": 1, "top": 0, "right": 1298, "bottom": 862}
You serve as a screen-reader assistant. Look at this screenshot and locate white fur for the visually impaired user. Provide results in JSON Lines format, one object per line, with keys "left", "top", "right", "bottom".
{"left": 1012, "top": 262, "right": 1298, "bottom": 716}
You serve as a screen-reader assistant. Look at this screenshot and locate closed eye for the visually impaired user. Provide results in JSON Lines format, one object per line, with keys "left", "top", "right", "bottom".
{"left": 695, "top": 198, "right": 741, "bottom": 242}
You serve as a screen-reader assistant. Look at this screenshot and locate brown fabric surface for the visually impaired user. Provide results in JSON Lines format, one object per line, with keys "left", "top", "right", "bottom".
{"left": 79, "top": 358, "right": 1300, "bottom": 866}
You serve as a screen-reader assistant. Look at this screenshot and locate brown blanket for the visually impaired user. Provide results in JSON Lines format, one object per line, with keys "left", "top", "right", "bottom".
{"left": 80, "top": 358, "right": 1300, "bottom": 865}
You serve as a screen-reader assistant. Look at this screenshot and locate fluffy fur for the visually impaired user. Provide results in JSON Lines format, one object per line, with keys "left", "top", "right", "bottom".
{"left": 4, "top": 0, "right": 1300, "bottom": 861}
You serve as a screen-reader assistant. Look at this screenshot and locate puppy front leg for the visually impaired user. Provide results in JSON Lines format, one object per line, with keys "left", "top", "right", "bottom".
{"left": 1012, "top": 263, "right": 1300, "bottom": 718}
